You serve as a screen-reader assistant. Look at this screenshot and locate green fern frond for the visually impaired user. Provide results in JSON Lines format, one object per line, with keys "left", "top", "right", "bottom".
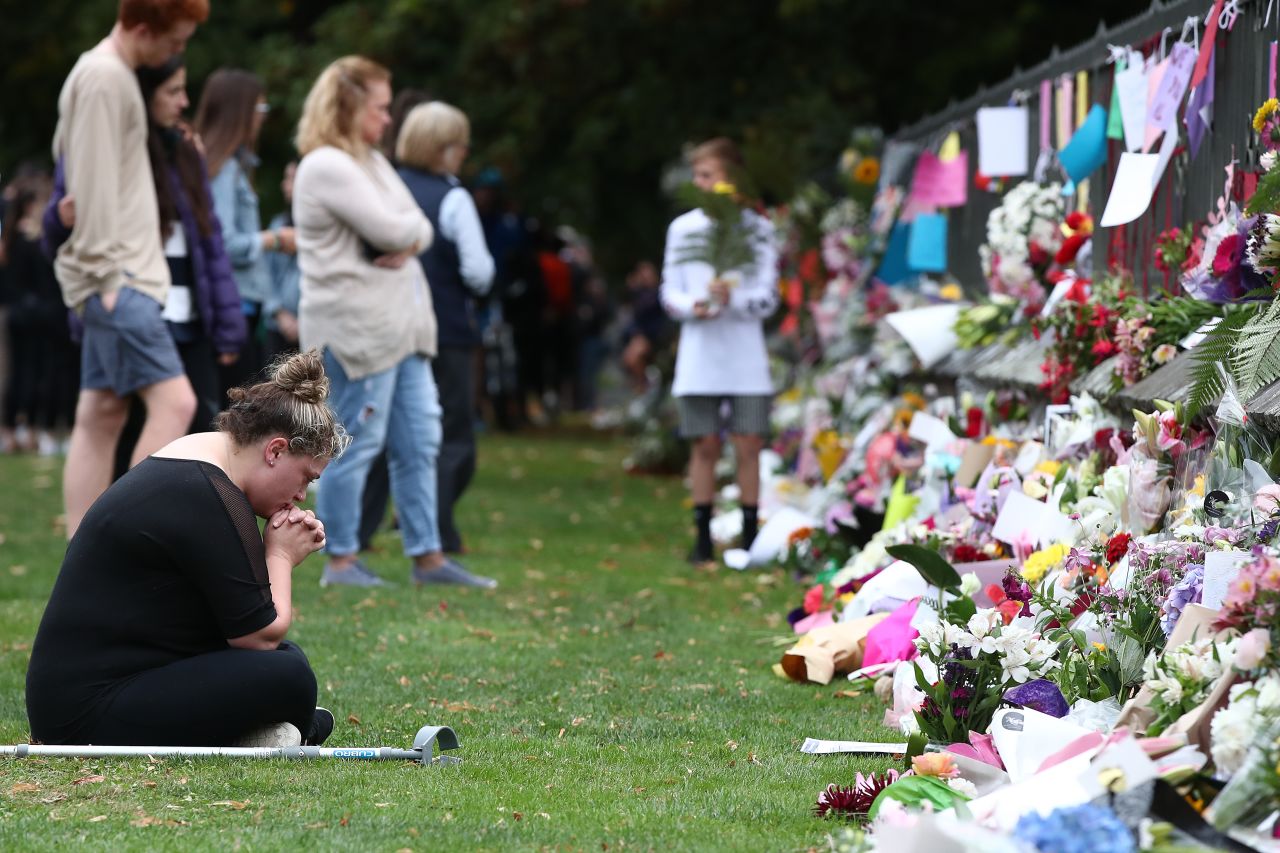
{"left": 1186, "top": 307, "right": 1256, "bottom": 417}
{"left": 1231, "top": 298, "right": 1280, "bottom": 398}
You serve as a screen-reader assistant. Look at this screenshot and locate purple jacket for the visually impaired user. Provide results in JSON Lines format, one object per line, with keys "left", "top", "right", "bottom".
{"left": 44, "top": 157, "right": 247, "bottom": 353}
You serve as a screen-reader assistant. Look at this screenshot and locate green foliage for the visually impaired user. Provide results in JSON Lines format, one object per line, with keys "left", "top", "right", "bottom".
{"left": 0, "top": 0, "right": 1154, "bottom": 279}
{"left": 1232, "top": 297, "right": 1280, "bottom": 398}
{"left": 673, "top": 183, "right": 760, "bottom": 276}
{"left": 1247, "top": 168, "right": 1280, "bottom": 217}
{"left": 1187, "top": 305, "right": 1260, "bottom": 417}
{"left": 886, "top": 544, "right": 961, "bottom": 590}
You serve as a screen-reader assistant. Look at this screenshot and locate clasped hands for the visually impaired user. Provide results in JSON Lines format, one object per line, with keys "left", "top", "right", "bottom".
{"left": 264, "top": 505, "right": 326, "bottom": 567}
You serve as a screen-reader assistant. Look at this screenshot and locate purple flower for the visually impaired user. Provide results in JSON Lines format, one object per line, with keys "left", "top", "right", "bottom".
{"left": 1004, "top": 679, "right": 1070, "bottom": 718}
{"left": 1162, "top": 564, "right": 1205, "bottom": 636}
{"left": 1064, "top": 547, "right": 1093, "bottom": 572}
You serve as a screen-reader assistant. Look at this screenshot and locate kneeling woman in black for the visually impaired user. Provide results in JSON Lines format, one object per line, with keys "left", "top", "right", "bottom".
{"left": 26, "top": 349, "right": 349, "bottom": 747}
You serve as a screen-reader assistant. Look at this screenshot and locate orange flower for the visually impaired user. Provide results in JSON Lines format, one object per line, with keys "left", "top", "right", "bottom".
{"left": 787, "top": 527, "right": 814, "bottom": 546}
{"left": 853, "top": 157, "right": 880, "bottom": 184}
{"left": 911, "top": 752, "right": 959, "bottom": 778}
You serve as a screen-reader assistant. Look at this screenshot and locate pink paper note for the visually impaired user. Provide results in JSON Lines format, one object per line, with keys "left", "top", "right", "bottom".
{"left": 861, "top": 597, "right": 920, "bottom": 669}
{"left": 1147, "top": 42, "right": 1195, "bottom": 133}
{"left": 1039, "top": 80, "right": 1051, "bottom": 149}
{"left": 907, "top": 150, "right": 967, "bottom": 208}
{"left": 793, "top": 609, "right": 834, "bottom": 635}
{"left": 1143, "top": 57, "right": 1170, "bottom": 152}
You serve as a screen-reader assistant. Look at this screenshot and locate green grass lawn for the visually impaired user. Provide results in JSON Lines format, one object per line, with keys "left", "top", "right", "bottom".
{"left": 0, "top": 430, "right": 892, "bottom": 851}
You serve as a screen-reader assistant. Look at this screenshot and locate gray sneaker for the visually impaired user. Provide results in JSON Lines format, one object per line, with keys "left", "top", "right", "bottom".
{"left": 232, "top": 721, "right": 301, "bottom": 748}
{"left": 412, "top": 558, "right": 498, "bottom": 589}
{"left": 320, "top": 559, "right": 392, "bottom": 588}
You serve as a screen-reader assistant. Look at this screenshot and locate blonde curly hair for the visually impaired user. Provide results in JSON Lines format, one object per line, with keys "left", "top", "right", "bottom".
{"left": 295, "top": 55, "right": 390, "bottom": 158}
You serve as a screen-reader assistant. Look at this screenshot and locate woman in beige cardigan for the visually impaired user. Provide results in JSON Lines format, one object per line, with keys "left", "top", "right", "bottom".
{"left": 292, "top": 56, "right": 495, "bottom": 589}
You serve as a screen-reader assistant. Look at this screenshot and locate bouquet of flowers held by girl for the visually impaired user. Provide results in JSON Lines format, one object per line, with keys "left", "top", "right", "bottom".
{"left": 675, "top": 179, "right": 764, "bottom": 315}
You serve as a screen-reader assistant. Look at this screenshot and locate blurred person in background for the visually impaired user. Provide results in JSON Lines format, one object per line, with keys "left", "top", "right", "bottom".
{"left": 4, "top": 168, "right": 77, "bottom": 455}
{"left": 49, "top": 55, "right": 247, "bottom": 460}
{"left": 620, "top": 260, "right": 666, "bottom": 395}
{"left": 293, "top": 56, "right": 495, "bottom": 588}
{"left": 263, "top": 161, "right": 300, "bottom": 361}
{"left": 395, "top": 100, "right": 494, "bottom": 556}
{"left": 51, "top": 0, "right": 207, "bottom": 537}
{"left": 196, "top": 68, "right": 292, "bottom": 399}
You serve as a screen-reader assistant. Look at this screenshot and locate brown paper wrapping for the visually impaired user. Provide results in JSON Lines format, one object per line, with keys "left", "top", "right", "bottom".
{"left": 1113, "top": 603, "right": 1234, "bottom": 741}
{"left": 781, "top": 613, "right": 890, "bottom": 685}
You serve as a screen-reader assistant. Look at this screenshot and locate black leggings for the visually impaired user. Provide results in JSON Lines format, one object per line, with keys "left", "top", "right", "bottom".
{"left": 79, "top": 641, "right": 318, "bottom": 746}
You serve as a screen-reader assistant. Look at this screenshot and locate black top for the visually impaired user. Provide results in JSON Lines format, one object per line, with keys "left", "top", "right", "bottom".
{"left": 26, "top": 457, "right": 277, "bottom": 743}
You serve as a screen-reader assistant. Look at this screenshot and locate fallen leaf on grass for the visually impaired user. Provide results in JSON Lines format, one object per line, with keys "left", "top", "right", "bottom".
{"left": 39, "top": 794, "right": 67, "bottom": 804}
{"left": 131, "top": 814, "right": 188, "bottom": 827}
{"left": 557, "top": 728, "right": 566, "bottom": 738}
{"left": 833, "top": 690, "right": 863, "bottom": 699}
{"left": 88, "top": 815, "right": 108, "bottom": 822}
{"left": 399, "top": 676, "right": 411, "bottom": 687}
{"left": 512, "top": 812, "right": 523, "bottom": 821}
{"left": 9, "top": 565, "right": 26, "bottom": 576}
{"left": 209, "top": 800, "right": 250, "bottom": 810}
{"left": 347, "top": 714, "right": 362, "bottom": 725}
{"left": 304, "top": 821, "right": 328, "bottom": 830}
{"left": 339, "top": 814, "right": 350, "bottom": 827}
{"left": 141, "top": 780, "right": 157, "bottom": 788}
{"left": 725, "top": 740, "right": 739, "bottom": 751}
{"left": 653, "top": 650, "right": 673, "bottom": 661}
{"left": 72, "top": 775, "right": 104, "bottom": 786}
{"left": 570, "top": 717, "right": 585, "bottom": 726}
{"left": 9, "top": 782, "right": 40, "bottom": 793}
{"left": 375, "top": 802, "right": 393, "bottom": 808}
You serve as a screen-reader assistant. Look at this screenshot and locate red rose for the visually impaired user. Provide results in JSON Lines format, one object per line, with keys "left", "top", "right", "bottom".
{"left": 965, "top": 407, "right": 984, "bottom": 439}
{"left": 1105, "top": 533, "right": 1131, "bottom": 565}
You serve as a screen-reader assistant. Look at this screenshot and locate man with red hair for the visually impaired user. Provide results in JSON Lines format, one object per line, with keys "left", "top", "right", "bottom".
{"left": 52, "top": 0, "right": 210, "bottom": 538}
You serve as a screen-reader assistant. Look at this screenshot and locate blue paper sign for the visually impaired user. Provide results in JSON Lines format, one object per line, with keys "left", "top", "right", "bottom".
{"left": 876, "top": 221, "right": 912, "bottom": 284}
{"left": 1058, "top": 104, "right": 1108, "bottom": 184}
{"left": 906, "top": 213, "right": 947, "bottom": 273}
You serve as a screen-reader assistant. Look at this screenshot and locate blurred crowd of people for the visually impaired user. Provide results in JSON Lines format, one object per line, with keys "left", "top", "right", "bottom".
{"left": 0, "top": 94, "right": 677, "bottom": 449}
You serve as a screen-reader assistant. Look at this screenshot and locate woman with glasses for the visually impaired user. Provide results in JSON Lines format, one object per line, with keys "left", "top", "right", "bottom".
{"left": 196, "top": 68, "right": 295, "bottom": 396}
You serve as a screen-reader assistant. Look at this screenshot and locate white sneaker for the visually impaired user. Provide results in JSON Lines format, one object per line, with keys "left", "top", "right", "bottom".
{"left": 232, "top": 721, "right": 302, "bottom": 748}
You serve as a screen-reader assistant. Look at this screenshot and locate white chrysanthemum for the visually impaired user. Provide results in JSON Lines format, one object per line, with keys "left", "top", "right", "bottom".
{"left": 1210, "top": 685, "right": 1259, "bottom": 776}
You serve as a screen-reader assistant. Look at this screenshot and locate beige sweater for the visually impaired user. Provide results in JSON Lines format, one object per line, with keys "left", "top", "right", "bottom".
{"left": 294, "top": 146, "right": 436, "bottom": 379}
{"left": 51, "top": 44, "right": 168, "bottom": 308}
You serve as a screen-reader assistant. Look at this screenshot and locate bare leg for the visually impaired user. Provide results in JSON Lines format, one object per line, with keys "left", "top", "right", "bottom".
{"left": 130, "top": 375, "right": 198, "bottom": 467}
{"left": 63, "top": 389, "right": 130, "bottom": 539}
{"left": 729, "top": 433, "right": 764, "bottom": 505}
{"left": 690, "top": 434, "right": 722, "bottom": 505}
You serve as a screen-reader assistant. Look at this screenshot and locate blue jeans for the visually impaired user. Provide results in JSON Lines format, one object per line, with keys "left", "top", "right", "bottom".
{"left": 316, "top": 349, "right": 442, "bottom": 557}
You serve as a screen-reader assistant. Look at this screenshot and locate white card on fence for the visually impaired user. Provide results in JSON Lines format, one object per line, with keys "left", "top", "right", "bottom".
{"left": 1099, "top": 153, "right": 1160, "bottom": 227}
{"left": 976, "top": 106, "right": 1029, "bottom": 177}
{"left": 1115, "top": 60, "right": 1148, "bottom": 152}
{"left": 908, "top": 411, "right": 956, "bottom": 451}
{"left": 1203, "top": 549, "right": 1251, "bottom": 610}
{"left": 992, "top": 491, "right": 1075, "bottom": 548}
{"left": 799, "top": 738, "right": 908, "bottom": 755}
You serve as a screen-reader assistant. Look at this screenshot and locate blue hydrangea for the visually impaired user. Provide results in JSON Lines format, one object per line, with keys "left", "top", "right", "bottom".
{"left": 1013, "top": 803, "right": 1136, "bottom": 853}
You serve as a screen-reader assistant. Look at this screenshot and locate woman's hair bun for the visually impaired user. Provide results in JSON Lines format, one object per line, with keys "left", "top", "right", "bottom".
{"left": 271, "top": 349, "right": 330, "bottom": 405}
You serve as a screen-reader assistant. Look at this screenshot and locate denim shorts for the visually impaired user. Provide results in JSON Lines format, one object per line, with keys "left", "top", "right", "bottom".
{"left": 81, "top": 288, "right": 185, "bottom": 395}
